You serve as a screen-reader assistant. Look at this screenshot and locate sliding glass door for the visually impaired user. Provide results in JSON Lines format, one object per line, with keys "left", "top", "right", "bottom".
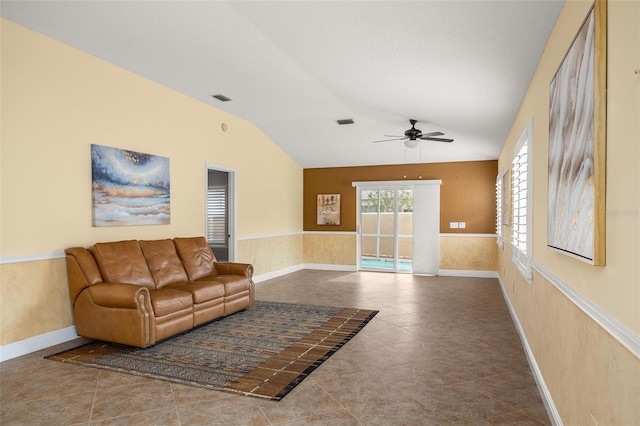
{"left": 354, "top": 180, "right": 441, "bottom": 275}
{"left": 359, "top": 188, "right": 413, "bottom": 272}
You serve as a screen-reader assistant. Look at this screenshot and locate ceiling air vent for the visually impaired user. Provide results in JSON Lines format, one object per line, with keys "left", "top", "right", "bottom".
{"left": 336, "top": 119, "right": 354, "bottom": 125}
{"left": 212, "top": 94, "right": 232, "bottom": 102}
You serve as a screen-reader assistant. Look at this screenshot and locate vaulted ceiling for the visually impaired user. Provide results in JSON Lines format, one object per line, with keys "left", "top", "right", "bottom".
{"left": 2, "top": 1, "right": 564, "bottom": 168}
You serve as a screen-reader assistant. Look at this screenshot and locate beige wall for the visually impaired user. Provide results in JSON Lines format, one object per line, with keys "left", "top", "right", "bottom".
{"left": 0, "top": 258, "right": 71, "bottom": 343}
{"left": 239, "top": 234, "right": 304, "bottom": 276}
{"left": 0, "top": 20, "right": 303, "bottom": 344}
{"left": 303, "top": 232, "right": 497, "bottom": 273}
{"left": 303, "top": 233, "right": 357, "bottom": 265}
{"left": 440, "top": 236, "right": 498, "bottom": 272}
{"left": 498, "top": 0, "right": 640, "bottom": 423}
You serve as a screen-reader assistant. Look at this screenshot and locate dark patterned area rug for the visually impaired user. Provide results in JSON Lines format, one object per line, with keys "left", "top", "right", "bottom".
{"left": 46, "top": 301, "right": 378, "bottom": 401}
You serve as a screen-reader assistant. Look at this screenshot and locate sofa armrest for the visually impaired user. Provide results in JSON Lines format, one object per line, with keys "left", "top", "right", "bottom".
{"left": 74, "top": 282, "right": 156, "bottom": 347}
{"left": 87, "top": 283, "right": 151, "bottom": 309}
{"left": 215, "top": 262, "right": 254, "bottom": 279}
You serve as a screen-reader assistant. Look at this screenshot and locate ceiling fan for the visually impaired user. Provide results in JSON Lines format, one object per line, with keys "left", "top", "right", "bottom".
{"left": 373, "top": 119, "right": 453, "bottom": 148}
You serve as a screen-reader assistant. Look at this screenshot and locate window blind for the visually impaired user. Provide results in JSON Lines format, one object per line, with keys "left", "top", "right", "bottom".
{"left": 511, "top": 121, "right": 532, "bottom": 280}
{"left": 511, "top": 143, "right": 528, "bottom": 253}
{"left": 206, "top": 186, "right": 227, "bottom": 245}
{"left": 496, "top": 172, "right": 503, "bottom": 247}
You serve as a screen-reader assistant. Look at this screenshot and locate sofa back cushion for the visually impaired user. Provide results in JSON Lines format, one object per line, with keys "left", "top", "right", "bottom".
{"left": 65, "top": 247, "right": 104, "bottom": 306}
{"left": 139, "top": 239, "right": 189, "bottom": 288}
{"left": 174, "top": 236, "right": 217, "bottom": 281}
{"left": 89, "top": 240, "right": 155, "bottom": 289}
{"left": 65, "top": 247, "right": 104, "bottom": 285}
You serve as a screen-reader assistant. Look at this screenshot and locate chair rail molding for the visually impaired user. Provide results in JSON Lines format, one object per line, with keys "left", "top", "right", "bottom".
{"left": 0, "top": 252, "right": 65, "bottom": 264}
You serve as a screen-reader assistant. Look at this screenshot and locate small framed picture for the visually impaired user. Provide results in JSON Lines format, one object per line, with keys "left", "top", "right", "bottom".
{"left": 317, "top": 194, "right": 341, "bottom": 225}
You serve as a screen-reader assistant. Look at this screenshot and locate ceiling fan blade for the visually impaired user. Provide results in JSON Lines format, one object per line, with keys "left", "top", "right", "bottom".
{"left": 383, "top": 135, "right": 406, "bottom": 138}
{"left": 420, "top": 131, "right": 444, "bottom": 137}
{"left": 421, "top": 137, "right": 454, "bottom": 143}
{"left": 373, "top": 137, "right": 405, "bottom": 143}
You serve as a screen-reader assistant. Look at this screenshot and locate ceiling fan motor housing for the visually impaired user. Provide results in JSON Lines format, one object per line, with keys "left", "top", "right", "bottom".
{"left": 405, "top": 120, "right": 421, "bottom": 139}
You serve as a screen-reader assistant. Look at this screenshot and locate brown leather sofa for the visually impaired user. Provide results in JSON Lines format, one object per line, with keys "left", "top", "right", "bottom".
{"left": 65, "top": 236, "right": 254, "bottom": 347}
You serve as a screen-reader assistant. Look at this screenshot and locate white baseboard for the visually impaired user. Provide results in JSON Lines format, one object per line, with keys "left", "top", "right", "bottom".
{"left": 0, "top": 326, "right": 78, "bottom": 362}
{"left": 300, "top": 265, "right": 497, "bottom": 278}
{"left": 254, "top": 263, "right": 357, "bottom": 284}
{"left": 303, "top": 263, "right": 358, "bottom": 272}
{"left": 254, "top": 265, "right": 497, "bottom": 282}
{"left": 496, "top": 276, "right": 562, "bottom": 426}
{"left": 253, "top": 264, "right": 305, "bottom": 284}
{"left": 439, "top": 269, "right": 500, "bottom": 278}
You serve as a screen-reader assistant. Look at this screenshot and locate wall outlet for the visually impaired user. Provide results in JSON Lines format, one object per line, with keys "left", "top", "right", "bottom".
{"left": 459, "top": 222, "right": 466, "bottom": 229}
{"left": 449, "top": 222, "right": 459, "bottom": 229}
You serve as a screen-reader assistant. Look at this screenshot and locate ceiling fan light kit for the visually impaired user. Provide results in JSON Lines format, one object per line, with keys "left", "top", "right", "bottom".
{"left": 404, "top": 139, "right": 419, "bottom": 149}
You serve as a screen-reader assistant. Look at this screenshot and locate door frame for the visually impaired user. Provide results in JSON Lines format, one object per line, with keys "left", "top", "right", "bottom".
{"left": 352, "top": 180, "right": 441, "bottom": 274}
{"left": 205, "top": 163, "right": 237, "bottom": 261}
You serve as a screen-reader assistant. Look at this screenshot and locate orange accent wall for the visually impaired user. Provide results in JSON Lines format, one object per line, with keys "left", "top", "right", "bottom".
{"left": 304, "top": 160, "right": 498, "bottom": 234}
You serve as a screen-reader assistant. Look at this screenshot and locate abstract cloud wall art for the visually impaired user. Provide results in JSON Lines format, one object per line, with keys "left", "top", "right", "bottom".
{"left": 548, "top": 1, "right": 606, "bottom": 265}
{"left": 92, "top": 144, "right": 170, "bottom": 226}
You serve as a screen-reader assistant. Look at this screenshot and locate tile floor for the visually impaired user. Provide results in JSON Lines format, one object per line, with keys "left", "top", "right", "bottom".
{"left": 1, "top": 270, "right": 551, "bottom": 425}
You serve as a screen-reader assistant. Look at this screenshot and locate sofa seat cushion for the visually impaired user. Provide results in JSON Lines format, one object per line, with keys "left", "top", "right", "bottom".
{"left": 164, "top": 281, "right": 225, "bottom": 304}
{"left": 149, "top": 289, "right": 193, "bottom": 317}
{"left": 139, "top": 239, "right": 188, "bottom": 287}
{"left": 203, "top": 275, "right": 250, "bottom": 296}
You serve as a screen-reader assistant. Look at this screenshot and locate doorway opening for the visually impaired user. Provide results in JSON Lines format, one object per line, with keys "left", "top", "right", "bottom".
{"left": 206, "top": 166, "right": 236, "bottom": 262}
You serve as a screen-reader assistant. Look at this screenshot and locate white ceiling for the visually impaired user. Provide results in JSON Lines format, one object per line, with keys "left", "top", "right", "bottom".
{"left": 1, "top": 0, "right": 564, "bottom": 168}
